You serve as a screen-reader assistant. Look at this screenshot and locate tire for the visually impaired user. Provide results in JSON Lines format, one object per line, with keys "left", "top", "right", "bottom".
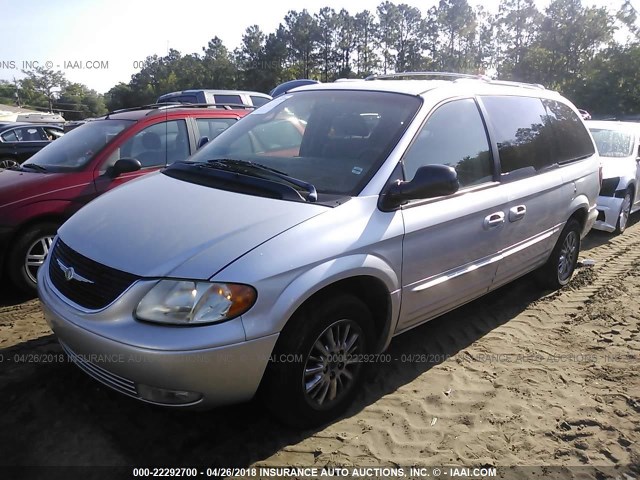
{"left": 536, "top": 218, "right": 581, "bottom": 290}
{"left": 0, "top": 158, "right": 19, "bottom": 169}
{"left": 7, "top": 222, "right": 58, "bottom": 294}
{"left": 261, "top": 294, "right": 374, "bottom": 428}
{"left": 615, "top": 189, "right": 633, "bottom": 234}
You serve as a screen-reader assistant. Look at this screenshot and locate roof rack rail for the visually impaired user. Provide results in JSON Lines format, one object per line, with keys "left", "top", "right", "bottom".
{"left": 106, "top": 102, "right": 255, "bottom": 119}
{"left": 144, "top": 103, "right": 256, "bottom": 115}
{"left": 480, "top": 79, "right": 545, "bottom": 90}
{"left": 365, "top": 71, "right": 480, "bottom": 81}
{"left": 364, "top": 71, "right": 546, "bottom": 90}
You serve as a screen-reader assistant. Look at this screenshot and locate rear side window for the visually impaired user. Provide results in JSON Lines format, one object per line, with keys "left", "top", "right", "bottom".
{"left": 542, "top": 100, "right": 595, "bottom": 162}
{"left": 196, "top": 118, "right": 237, "bottom": 142}
{"left": 250, "top": 95, "right": 270, "bottom": 107}
{"left": 214, "top": 94, "right": 244, "bottom": 109}
{"left": 116, "top": 120, "right": 190, "bottom": 168}
{"left": 4, "top": 126, "right": 48, "bottom": 142}
{"left": 481, "top": 96, "right": 555, "bottom": 177}
{"left": 402, "top": 98, "right": 493, "bottom": 188}
{"left": 158, "top": 95, "right": 199, "bottom": 104}
{"left": 43, "top": 127, "right": 63, "bottom": 139}
{"left": 0, "top": 129, "right": 18, "bottom": 141}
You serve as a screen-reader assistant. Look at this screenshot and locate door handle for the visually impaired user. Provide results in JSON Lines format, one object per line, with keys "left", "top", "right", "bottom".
{"left": 484, "top": 211, "right": 505, "bottom": 229}
{"left": 509, "top": 205, "right": 527, "bottom": 222}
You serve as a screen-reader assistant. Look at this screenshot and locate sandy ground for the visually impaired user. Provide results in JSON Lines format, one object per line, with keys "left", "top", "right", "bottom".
{"left": 0, "top": 221, "right": 638, "bottom": 479}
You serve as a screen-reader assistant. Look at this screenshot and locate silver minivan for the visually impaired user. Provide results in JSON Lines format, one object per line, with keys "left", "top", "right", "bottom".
{"left": 39, "top": 74, "right": 600, "bottom": 427}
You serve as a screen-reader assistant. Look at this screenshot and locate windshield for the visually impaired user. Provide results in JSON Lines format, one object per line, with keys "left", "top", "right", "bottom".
{"left": 186, "top": 90, "right": 421, "bottom": 196}
{"left": 23, "top": 119, "right": 133, "bottom": 172}
{"left": 589, "top": 128, "right": 635, "bottom": 158}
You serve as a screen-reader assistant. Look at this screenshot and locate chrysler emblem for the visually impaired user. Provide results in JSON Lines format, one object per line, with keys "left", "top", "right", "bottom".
{"left": 56, "top": 259, "right": 94, "bottom": 284}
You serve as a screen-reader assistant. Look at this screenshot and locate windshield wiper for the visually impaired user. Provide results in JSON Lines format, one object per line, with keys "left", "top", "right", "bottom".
{"left": 21, "top": 163, "right": 48, "bottom": 172}
{"left": 203, "top": 159, "right": 318, "bottom": 202}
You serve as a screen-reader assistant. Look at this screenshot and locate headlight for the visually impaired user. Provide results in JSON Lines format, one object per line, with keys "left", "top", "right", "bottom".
{"left": 135, "top": 280, "right": 257, "bottom": 325}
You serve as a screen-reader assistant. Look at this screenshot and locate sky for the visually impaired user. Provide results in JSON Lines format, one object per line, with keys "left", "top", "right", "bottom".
{"left": 0, "top": 0, "right": 635, "bottom": 94}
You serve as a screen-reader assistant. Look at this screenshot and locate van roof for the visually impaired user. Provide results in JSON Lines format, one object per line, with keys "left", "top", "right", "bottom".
{"left": 288, "top": 75, "right": 564, "bottom": 100}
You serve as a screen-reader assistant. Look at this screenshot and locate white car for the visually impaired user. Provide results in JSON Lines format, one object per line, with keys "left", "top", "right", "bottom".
{"left": 587, "top": 120, "right": 640, "bottom": 233}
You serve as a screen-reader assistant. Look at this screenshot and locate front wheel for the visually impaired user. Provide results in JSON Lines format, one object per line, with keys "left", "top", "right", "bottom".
{"left": 615, "top": 189, "right": 633, "bottom": 234}
{"left": 261, "top": 294, "right": 374, "bottom": 428}
{"left": 536, "top": 218, "right": 581, "bottom": 290}
{"left": 7, "top": 222, "right": 58, "bottom": 294}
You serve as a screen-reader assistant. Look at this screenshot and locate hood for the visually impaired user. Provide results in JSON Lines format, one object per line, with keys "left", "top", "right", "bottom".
{"left": 0, "top": 168, "right": 68, "bottom": 209}
{"left": 600, "top": 156, "right": 636, "bottom": 181}
{"left": 58, "top": 172, "right": 329, "bottom": 279}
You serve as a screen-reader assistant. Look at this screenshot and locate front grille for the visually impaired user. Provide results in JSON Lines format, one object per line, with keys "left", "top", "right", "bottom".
{"left": 60, "top": 341, "right": 139, "bottom": 397}
{"left": 49, "top": 239, "right": 139, "bottom": 310}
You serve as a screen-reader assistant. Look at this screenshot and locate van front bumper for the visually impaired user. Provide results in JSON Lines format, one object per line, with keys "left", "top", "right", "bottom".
{"left": 38, "top": 264, "right": 278, "bottom": 408}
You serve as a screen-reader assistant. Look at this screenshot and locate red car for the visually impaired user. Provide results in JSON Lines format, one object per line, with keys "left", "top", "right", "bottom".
{"left": 0, "top": 104, "right": 251, "bottom": 293}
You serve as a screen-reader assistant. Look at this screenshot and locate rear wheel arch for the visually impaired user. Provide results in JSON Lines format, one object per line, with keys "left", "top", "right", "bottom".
{"left": 568, "top": 206, "right": 587, "bottom": 232}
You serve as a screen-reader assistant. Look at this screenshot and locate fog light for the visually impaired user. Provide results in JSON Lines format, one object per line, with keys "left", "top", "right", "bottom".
{"left": 137, "top": 384, "right": 202, "bottom": 405}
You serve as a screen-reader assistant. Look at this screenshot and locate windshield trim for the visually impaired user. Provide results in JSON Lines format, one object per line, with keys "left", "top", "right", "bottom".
{"left": 163, "top": 161, "right": 349, "bottom": 207}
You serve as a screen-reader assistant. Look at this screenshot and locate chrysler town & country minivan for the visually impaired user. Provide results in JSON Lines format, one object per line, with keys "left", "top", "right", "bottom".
{"left": 39, "top": 73, "right": 600, "bottom": 427}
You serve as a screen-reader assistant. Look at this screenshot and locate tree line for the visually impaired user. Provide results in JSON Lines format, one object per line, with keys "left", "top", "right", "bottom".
{"left": 0, "top": 69, "right": 107, "bottom": 120}
{"left": 2, "top": 0, "right": 639, "bottom": 119}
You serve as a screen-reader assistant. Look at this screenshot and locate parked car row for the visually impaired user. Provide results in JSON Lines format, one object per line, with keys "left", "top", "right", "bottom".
{"left": 32, "top": 74, "right": 605, "bottom": 427}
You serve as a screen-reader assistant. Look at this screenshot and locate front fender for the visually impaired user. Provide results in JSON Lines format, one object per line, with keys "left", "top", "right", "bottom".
{"left": 239, "top": 253, "right": 402, "bottom": 347}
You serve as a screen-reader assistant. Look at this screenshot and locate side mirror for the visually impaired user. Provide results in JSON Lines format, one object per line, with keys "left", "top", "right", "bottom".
{"left": 107, "top": 158, "right": 141, "bottom": 178}
{"left": 380, "top": 164, "right": 459, "bottom": 210}
{"left": 197, "top": 136, "right": 210, "bottom": 149}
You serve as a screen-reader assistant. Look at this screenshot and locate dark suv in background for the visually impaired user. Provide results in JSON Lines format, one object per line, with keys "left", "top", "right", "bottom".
{"left": 0, "top": 104, "right": 251, "bottom": 293}
{"left": 0, "top": 122, "right": 64, "bottom": 168}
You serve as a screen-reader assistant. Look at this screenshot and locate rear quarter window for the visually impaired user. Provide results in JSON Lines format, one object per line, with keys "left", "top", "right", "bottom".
{"left": 542, "top": 100, "right": 595, "bottom": 162}
{"left": 214, "top": 94, "right": 244, "bottom": 109}
{"left": 250, "top": 95, "right": 271, "bottom": 107}
{"left": 481, "top": 95, "right": 555, "bottom": 177}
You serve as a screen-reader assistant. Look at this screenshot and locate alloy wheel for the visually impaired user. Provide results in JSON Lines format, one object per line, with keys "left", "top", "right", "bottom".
{"left": 25, "top": 235, "right": 55, "bottom": 284}
{"left": 0, "top": 159, "right": 19, "bottom": 169}
{"left": 303, "top": 319, "right": 364, "bottom": 409}
{"left": 557, "top": 230, "right": 578, "bottom": 282}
